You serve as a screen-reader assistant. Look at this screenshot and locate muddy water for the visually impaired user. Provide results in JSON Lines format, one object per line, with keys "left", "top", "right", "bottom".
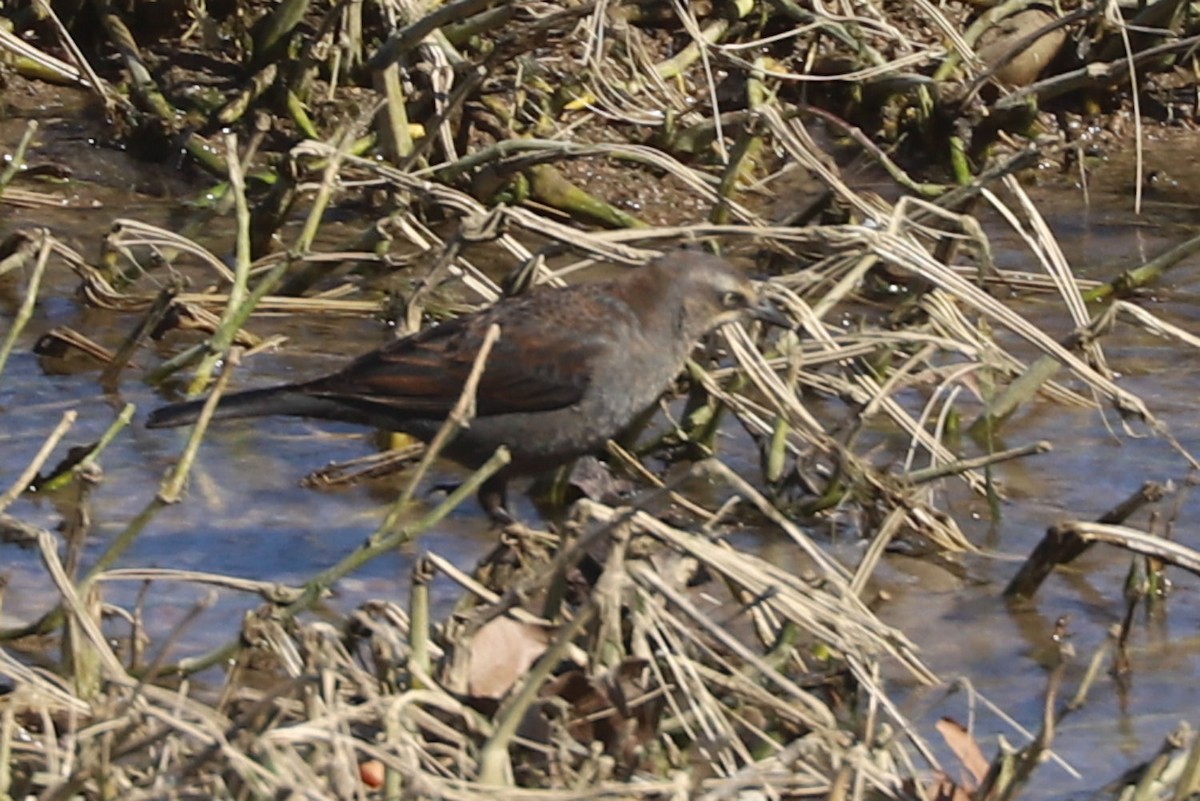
{"left": 3, "top": 113, "right": 1200, "bottom": 797}
{"left": 880, "top": 179, "right": 1200, "bottom": 796}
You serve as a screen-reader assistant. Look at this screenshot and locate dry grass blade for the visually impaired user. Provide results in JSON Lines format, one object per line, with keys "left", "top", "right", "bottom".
{"left": 584, "top": 503, "right": 935, "bottom": 686}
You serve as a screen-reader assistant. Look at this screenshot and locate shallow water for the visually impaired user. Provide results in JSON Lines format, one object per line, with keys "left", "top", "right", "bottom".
{"left": 883, "top": 177, "right": 1200, "bottom": 796}
{"left": 4, "top": 111, "right": 1200, "bottom": 797}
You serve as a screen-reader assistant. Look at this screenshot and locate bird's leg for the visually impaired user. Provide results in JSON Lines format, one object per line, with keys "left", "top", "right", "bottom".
{"left": 478, "top": 474, "right": 515, "bottom": 525}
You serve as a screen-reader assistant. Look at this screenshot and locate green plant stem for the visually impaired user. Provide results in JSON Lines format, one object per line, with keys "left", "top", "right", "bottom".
{"left": 0, "top": 232, "right": 50, "bottom": 380}
{"left": 172, "top": 446, "right": 511, "bottom": 676}
{"left": 0, "top": 120, "right": 37, "bottom": 192}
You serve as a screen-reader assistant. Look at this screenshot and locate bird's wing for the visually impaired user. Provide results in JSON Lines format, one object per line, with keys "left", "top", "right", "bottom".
{"left": 304, "top": 306, "right": 606, "bottom": 417}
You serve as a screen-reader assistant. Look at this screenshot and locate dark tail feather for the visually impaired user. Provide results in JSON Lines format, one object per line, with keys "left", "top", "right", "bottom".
{"left": 146, "top": 385, "right": 335, "bottom": 429}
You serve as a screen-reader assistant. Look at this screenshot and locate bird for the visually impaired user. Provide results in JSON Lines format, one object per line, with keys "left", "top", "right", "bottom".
{"left": 147, "top": 250, "right": 788, "bottom": 521}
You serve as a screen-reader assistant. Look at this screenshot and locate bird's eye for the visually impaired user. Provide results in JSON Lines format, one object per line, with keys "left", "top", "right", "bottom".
{"left": 721, "top": 291, "right": 748, "bottom": 309}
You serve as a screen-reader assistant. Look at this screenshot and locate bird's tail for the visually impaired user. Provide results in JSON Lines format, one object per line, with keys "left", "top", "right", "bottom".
{"left": 146, "top": 385, "right": 335, "bottom": 429}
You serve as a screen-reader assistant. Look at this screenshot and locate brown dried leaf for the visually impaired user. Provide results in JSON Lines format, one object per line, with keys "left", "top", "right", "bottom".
{"left": 936, "top": 716, "right": 991, "bottom": 786}
{"left": 466, "top": 615, "right": 550, "bottom": 699}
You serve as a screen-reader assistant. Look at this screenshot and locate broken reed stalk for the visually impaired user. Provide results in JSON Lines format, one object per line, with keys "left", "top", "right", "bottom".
{"left": 702, "top": 459, "right": 854, "bottom": 583}
{"left": 1084, "top": 230, "right": 1200, "bottom": 303}
{"left": 393, "top": 322, "right": 501, "bottom": 514}
{"left": 187, "top": 134, "right": 253, "bottom": 396}
{"left": 99, "top": 285, "right": 178, "bottom": 392}
{"left": 408, "top": 556, "right": 434, "bottom": 682}
{"left": 969, "top": 197, "right": 1200, "bottom": 441}
{"left": 0, "top": 120, "right": 37, "bottom": 191}
{"left": 977, "top": 635, "right": 1075, "bottom": 799}
{"left": 605, "top": 440, "right": 715, "bottom": 518}
{"left": 31, "top": 0, "right": 111, "bottom": 106}
{"left": 907, "top": 440, "right": 1052, "bottom": 483}
{"left": 97, "top": 10, "right": 227, "bottom": 175}
{"left": 367, "top": 0, "right": 496, "bottom": 71}
{"left": 157, "top": 351, "right": 240, "bottom": 503}
{"left": 0, "top": 230, "right": 43, "bottom": 280}
{"left": 146, "top": 253, "right": 292, "bottom": 384}
{"left": 174, "top": 445, "right": 511, "bottom": 676}
{"left": 0, "top": 492, "right": 172, "bottom": 642}
{"left": 296, "top": 127, "right": 359, "bottom": 254}
{"left": 373, "top": 63, "right": 412, "bottom": 162}
{"left": 36, "top": 402, "right": 135, "bottom": 493}
{"left": 34, "top": 529, "right": 127, "bottom": 681}
{"left": 107, "top": 217, "right": 237, "bottom": 283}
{"left": 0, "top": 410, "right": 76, "bottom": 513}
{"left": 1004, "top": 481, "right": 1168, "bottom": 599}
{"left": 94, "top": 567, "right": 305, "bottom": 602}
{"left": 0, "top": 231, "right": 51, "bottom": 379}
{"left": 1055, "top": 522, "right": 1200, "bottom": 577}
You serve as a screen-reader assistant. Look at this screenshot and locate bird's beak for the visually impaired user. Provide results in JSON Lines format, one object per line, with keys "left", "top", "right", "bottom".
{"left": 748, "top": 298, "right": 792, "bottom": 329}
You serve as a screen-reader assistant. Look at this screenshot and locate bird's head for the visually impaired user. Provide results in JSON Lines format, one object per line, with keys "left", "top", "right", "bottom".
{"left": 649, "top": 251, "right": 790, "bottom": 341}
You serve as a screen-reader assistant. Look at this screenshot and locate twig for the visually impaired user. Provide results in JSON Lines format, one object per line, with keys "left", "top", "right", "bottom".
{"left": 157, "top": 351, "right": 240, "bottom": 504}
{"left": 0, "top": 410, "right": 77, "bottom": 513}
{"left": 0, "top": 231, "right": 51, "bottom": 378}
{"left": 173, "top": 445, "right": 511, "bottom": 675}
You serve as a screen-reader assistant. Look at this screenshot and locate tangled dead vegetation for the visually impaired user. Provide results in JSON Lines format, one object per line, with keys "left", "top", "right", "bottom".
{"left": 4, "top": 0, "right": 1200, "bottom": 799}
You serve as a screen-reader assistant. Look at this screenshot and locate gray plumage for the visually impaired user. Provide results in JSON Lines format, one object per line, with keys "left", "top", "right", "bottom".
{"left": 147, "top": 250, "right": 785, "bottom": 520}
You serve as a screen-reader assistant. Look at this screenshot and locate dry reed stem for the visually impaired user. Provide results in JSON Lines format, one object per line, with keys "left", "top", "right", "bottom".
{"left": 7, "top": 3, "right": 1200, "bottom": 795}
{"left": 0, "top": 410, "right": 76, "bottom": 513}
{"left": 0, "top": 231, "right": 51, "bottom": 378}
{"left": 394, "top": 322, "right": 500, "bottom": 512}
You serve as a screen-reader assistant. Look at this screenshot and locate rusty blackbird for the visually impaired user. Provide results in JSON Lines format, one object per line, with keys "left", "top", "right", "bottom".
{"left": 147, "top": 250, "right": 786, "bottom": 520}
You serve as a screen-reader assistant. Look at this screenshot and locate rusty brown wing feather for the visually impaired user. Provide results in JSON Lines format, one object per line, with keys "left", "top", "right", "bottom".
{"left": 302, "top": 291, "right": 613, "bottom": 418}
